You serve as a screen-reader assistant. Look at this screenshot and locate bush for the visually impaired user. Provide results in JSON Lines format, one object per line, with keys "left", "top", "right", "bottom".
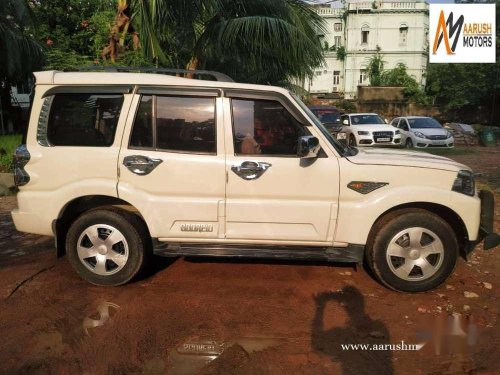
{"left": 0, "top": 135, "right": 22, "bottom": 173}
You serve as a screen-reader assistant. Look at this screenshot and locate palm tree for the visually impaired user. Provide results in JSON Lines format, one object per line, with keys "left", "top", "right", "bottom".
{"left": 130, "top": 0, "right": 326, "bottom": 85}
{"left": 0, "top": 0, "right": 45, "bottom": 80}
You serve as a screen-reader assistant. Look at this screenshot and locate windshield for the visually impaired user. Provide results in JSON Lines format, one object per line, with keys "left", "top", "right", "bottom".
{"left": 408, "top": 117, "right": 442, "bottom": 129}
{"left": 351, "top": 114, "right": 385, "bottom": 125}
{"left": 314, "top": 110, "right": 340, "bottom": 124}
{"left": 291, "top": 94, "right": 348, "bottom": 155}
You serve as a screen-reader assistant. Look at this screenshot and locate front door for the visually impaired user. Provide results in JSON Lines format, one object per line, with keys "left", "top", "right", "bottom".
{"left": 223, "top": 95, "right": 340, "bottom": 244}
{"left": 118, "top": 90, "right": 226, "bottom": 239}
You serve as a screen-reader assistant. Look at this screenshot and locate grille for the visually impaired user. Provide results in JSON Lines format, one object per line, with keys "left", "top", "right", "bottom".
{"left": 373, "top": 131, "right": 393, "bottom": 137}
{"left": 427, "top": 135, "right": 447, "bottom": 140}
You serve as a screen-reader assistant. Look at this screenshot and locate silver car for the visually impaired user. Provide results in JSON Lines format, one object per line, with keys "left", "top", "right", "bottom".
{"left": 391, "top": 116, "right": 454, "bottom": 148}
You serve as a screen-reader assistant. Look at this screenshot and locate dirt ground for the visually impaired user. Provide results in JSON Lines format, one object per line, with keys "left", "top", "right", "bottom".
{"left": 0, "top": 147, "right": 499, "bottom": 375}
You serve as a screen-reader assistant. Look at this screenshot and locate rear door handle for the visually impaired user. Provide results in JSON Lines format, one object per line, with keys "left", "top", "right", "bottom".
{"left": 123, "top": 155, "right": 162, "bottom": 175}
{"left": 231, "top": 161, "right": 271, "bottom": 180}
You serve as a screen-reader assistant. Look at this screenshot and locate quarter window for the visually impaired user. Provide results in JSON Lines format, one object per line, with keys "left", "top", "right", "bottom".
{"left": 46, "top": 93, "right": 124, "bottom": 147}
{"left": 231, "top": 99, "right": 307, "bottom": 156}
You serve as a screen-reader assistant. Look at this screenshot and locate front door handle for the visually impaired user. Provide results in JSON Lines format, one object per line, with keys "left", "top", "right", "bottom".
{"left": 231, "top": 161, "right": 271, "bottom": 180}
{"left": 123, "top": 155, "right": 163, "bottom": 175}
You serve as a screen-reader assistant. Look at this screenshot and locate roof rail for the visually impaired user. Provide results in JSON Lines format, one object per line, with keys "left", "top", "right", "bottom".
{"left": 66, "top": 66, "right": 234, "bottom": 82}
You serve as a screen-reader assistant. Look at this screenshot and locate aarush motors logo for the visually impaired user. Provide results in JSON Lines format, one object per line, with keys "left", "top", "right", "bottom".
{"left": 429, "top": 4, "right": 495, "bottom": 63}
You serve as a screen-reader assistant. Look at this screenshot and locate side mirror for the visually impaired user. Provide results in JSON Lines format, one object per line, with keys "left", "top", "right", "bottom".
{"left": 298, "top": 136, "right": 320, "bottom": 159}
{"left": 384, "top": 118, "right": 389, "bottom": 124}
{"left": 342, "top": 119, "right": 349, "bottom": 125}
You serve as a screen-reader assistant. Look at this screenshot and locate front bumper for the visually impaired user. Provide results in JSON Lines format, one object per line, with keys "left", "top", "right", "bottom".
{"left": 478, "top": 190, "right": 499, "bottom": 250}
{"left": 414, "top": 137, "right": 454, "bottom": 148}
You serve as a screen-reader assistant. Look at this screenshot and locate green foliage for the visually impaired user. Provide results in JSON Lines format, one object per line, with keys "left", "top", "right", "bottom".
{"left": 0, "top": 134, "right": 22, "bottom": 172}
{"left": 336, "top": 46, "right": 346, "bottom": 61}
{"left": 380, "top": 63, "right": 429, "bottom": 105}
{"left": 131, "top": 0, "right": 327, "bottom": 85}
{"left": 335, "top": 99, "right": 356, "bottom": 113}
{"left": 367, "top": 49, "right": 384, "bottom": 86}
{"left": 44, "top": 49, "right": 93, "bottom": 71}
{"left": 425, "top": 63, "right": 499, "bottom": 112}
{"left": 0, "top": 0, "right": 45, "bottom": 80}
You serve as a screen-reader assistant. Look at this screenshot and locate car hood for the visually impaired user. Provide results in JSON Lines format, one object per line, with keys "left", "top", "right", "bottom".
{"left": 346, "top": 147, "right": 469, "bottom": 172}
{"left": 350, "top": 124, "right": 397, "bottom": 132}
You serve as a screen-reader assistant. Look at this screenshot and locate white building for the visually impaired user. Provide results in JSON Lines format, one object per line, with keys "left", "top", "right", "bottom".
{"left": 306, "top": 0, "right": 429, "bottom": 99}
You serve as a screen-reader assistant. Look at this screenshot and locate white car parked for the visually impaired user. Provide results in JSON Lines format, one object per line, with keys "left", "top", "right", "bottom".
{"left": 11, "top": 69, "right": 499, "bottom": 292}
{"left": 391, "top": 116, "right": 454, "bottom": 149}
{"left": 339, "top": 113, "right": 402, "bottom": 147}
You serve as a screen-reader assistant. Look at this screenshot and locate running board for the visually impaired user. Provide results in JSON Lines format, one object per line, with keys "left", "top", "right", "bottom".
{"left": 153, "top": 242, "right": 364, "bottom": 264}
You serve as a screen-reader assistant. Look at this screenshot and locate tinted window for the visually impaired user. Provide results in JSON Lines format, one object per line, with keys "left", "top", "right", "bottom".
{"left": 350, "top": 114, "right": 385, "bottom": 125}
{"left": 391, "top": 118, "right": 400, "bottom": 126}
{"left": 47, "top": 93, "right": 123, "bottom": 146}
{"left": 130, "top": 95, "right": 153, "bottom": 148}
{"left": 232, "top": 99, "right": 307, "bottom": 156}
{"left": 156, "top": 96, "right": 215, "bottom": 153}
{"left": 408, "top": 117, "right": 442, "bottom": 129}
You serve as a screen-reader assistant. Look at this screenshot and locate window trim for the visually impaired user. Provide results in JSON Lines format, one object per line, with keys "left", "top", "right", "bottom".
{"left": 138, "top": 86, "right": 221, "bottom": 97}
{"left": 230, "top": 97, "right": 310, "bottom": 158}
{"left": 128, "top": 94, "right": 218, "bottom": 156}
{"left": 224, "top": 89, "right": 310, "bottom": 126}
{"left": 42, "top": 85, "right": 133, "bottom": 98}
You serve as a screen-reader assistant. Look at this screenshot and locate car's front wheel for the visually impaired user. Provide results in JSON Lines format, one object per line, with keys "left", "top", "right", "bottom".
{"left": 366, "top": 209, "right": 458, "bottom": 292}
{"left": 349, "top": 134, "right": 357, "bottom": 147}
{"left": 66, "top": 208, "right": 151, "bottom": 286}
{"left": 405, "top": 138, "right": 414, "bottom": 148}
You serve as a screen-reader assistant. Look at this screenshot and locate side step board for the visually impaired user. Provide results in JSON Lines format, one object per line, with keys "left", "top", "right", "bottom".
{"left": 153, "top": 242, "right": 365, "bottom": 264}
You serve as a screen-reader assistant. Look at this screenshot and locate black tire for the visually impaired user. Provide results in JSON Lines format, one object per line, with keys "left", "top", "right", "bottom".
{"left": 405, "top": 138, "right": 413, "bottom": 148}
{"left": 66, "top": 208, "right": 151, "bottom": 286}
{"left": 349, "top": 134, "right": 357, "bottom": 147}
{"left": 366, "top": 209, "right": 458, "bottom": 292}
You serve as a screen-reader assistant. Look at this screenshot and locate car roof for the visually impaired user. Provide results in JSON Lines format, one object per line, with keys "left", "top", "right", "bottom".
{"left": 33, "top": 70, "right": 290, "bottom": 96}
{"left": 399, "top": 116, "right": 431, "bottom": 119}
{"left": 308, "top": 105, "right": 338, "bottom": 110}
{"left": 348, "top": 113, "right": 379, "bottom": 116}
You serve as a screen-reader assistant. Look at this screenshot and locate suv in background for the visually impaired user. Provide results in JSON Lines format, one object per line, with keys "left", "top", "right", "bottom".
{"left": 340, "top": 113, "right": 401, "bottom": 147}
{"left": 308, "top": 105, "right": 342, "bottom": 136}
{"left": 392, "top": 116, "right": 454, "bottom": 148}
{"left": 11, "top": 69, "right": 498, "bottom": 292}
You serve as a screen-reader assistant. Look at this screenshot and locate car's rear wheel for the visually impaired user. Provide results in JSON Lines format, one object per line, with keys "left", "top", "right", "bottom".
{"left": 366, "top": 209, "right": 458, "bottom": 292}
{"left": 405, "top": 138, "right": 414, "bottom": 148}
{"left": 349, "top": 134, "right": 357, "bottom": 147}
{"left": 66, "top": 208, "right": 151, "bottom": 286}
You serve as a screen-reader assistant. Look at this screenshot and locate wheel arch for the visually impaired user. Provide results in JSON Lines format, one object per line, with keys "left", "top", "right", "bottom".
{"left": 54, "top": 195, "right": 146, "bottom": 257}
{"left": 366, "top": 202, "right": 469, "bottom": 258}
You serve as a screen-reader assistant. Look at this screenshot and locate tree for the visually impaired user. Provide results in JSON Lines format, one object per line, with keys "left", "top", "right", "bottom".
{"left": 130, "top": 0, "right": 326, "bottom": 84}
{"left": 0, "top": 0, "right": 45, "bottom": 80}
{"left": 380, "top": 63, "right": 429, "bottom": 105}
{"left": 367, "top": 47, "right": 384, "bottom": 86}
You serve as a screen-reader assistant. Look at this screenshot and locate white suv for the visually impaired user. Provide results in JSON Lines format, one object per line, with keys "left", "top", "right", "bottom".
{"left": 11, "top": 69, "right": 498, "bottom": 292}
{"left": 339, "top": 113, "right": 402, "bottom": 147}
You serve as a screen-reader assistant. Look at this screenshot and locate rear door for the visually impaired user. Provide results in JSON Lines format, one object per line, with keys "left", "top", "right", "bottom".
{"left": 223, "top": 92, "right": 340, "bottom": 244}
{"left": 117, "top": 87, "right": 226, "bottom": 240}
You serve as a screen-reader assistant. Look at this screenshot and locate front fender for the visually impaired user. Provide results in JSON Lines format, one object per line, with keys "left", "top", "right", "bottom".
{"left": 335, "top": 185, "right": 480, "bottom": 245}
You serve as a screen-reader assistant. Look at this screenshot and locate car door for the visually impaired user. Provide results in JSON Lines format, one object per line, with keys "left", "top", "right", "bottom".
{"left": 223, "top": 92, "right": 340, "bottom": 243}
{"left": 399, "top": 118, "right": 410, "bottom": 143}
{"left": 117, "top": 87, "right": 226, "bottom": 240}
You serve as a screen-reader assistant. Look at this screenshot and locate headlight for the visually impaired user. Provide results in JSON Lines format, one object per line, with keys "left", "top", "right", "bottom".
{"left": 452, "top": 170, "right": 475, "bottom": 196}
{"left": 446, "top": 131, "right": 453, "bottom": 139}
{"left": 414, "top": 131, "right": 427, "bottom": 139}
{"left": 395, "top": 130, "right": 400, "bottom": 135}
{"left": 358, "top": 131, "right": 370, "bottom": 135}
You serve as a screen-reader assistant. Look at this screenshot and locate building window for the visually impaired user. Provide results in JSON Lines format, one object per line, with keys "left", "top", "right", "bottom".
{"left": 361, "top": 30, "right": 369, "bottom": 44}
{"left": 359, "top": 69, "right": 367, "bottom": 84}
{"left": 334, "top": 23, "right": 342, "bottom": 32}
{"left": 333, "top": 71, "right": 340, "bottom": 85}
{"left": 399, "top": 24, "right": 408, "bottom": 45}
{"left": 334, "top": 36, "right": 342, "bottom": 47}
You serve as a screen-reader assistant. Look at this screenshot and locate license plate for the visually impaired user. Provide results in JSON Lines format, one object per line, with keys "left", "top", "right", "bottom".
{"left": 376, "top": 137, "right": 391, "bottom": 142}
{"left": 337, "top": 133, "right": 347, "bottom": 140}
